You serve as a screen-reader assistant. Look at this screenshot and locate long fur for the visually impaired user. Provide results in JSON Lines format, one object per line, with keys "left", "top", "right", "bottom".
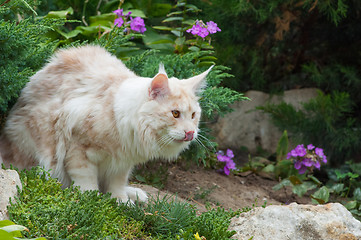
{"left": 0, "top": 45, "right": 211, "bottom": 203}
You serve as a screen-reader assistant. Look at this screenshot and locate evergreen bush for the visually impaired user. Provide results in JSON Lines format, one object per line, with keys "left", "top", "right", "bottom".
{"left": 8, "top": 167, "right": 239, "bottom": 239}
{"left": 0, "top": 16, "right": 61, "bottom": 118}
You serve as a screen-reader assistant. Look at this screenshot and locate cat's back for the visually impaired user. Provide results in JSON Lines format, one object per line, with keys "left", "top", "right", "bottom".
{"left": 37, "top": 45, "right": 135, "bottom": 88}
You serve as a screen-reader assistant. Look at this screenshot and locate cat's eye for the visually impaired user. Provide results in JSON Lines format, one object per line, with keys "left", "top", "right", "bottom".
{"left": 192, "top": 112, "right": 196, "bottom": 119}
{"left": 172, "top": 110, "right": 180, "bottom": 118}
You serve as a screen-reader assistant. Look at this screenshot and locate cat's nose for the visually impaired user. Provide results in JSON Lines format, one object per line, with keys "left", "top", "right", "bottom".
{"left": 184, "top": 131, "right": 194, "bottom": 141}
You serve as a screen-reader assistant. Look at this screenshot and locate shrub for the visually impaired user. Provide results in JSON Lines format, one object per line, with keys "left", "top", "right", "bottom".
{"left": 8, "top": 167, "right": 238, "bottom": 239}
{"left": 258, "top": 91, "right": 361, "bottom": 165}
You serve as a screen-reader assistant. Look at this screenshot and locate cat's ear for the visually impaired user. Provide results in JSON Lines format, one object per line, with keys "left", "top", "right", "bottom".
{"left": 186, "top": 65, "right": 214, "bottom": 94}
{"left": 158, "top": 63, "right": 168, "bottom": 78}
{"left": 149, "top": 72, "right": 170, "bottom": 100}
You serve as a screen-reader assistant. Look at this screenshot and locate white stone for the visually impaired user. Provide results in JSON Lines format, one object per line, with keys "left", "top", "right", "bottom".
{"left": 210, "top": 88, "right": 319, "bottom": 153}
{"left": 229, "top": 202, "right": 361, "bottom": 240}
{"left": 0, "top": 169, "right": 22, "bottom": 220}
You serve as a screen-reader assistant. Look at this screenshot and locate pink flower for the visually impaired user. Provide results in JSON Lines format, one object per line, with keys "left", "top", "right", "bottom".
{"left": 130, "top": 17, "right": 146, "bottom": 33}
{"left": 113, "top": 9, "right": 123, "bottom": 17}
{"left": 217, "top": 149, "right": 237, "bottom": 175}
{"left": 206, "top": 21, "right": 221, "bottom": 34}
{"left": 114, "top": 17, "right": 124, "bottom": 27}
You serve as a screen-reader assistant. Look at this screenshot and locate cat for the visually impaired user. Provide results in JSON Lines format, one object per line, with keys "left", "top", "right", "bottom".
{"left": 0, "top": 45, "right": 212, "bottom": 203}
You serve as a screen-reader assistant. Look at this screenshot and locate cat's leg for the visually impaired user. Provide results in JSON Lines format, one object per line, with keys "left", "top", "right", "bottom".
{"left": 107, "top": 168, "right": 148, "bottom": 204}
{"left": 125, "top": 186, "right": 148, "bottom": 203}
{"left": 64, "top": 145, "right": 99, "bottom": 191}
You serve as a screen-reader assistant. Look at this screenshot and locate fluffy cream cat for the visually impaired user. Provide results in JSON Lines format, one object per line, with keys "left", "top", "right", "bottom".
{"left": 0, "top": 45, "right": 212, "bottom": 203}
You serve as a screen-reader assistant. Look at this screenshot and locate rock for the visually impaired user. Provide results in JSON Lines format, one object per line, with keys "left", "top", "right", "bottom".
{"left": 0, "top": 169, "right": 22, "bottom": 220}
{"left": 210, "top": 88, "right": 319, "bottom": 153}
{"left": 229, "top": 202, "right": 361, "bottom": 240}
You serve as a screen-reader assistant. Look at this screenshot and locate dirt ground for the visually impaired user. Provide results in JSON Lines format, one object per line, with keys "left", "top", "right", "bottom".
{"left": 157, "top": 163, "right": 312, "bottom": 211}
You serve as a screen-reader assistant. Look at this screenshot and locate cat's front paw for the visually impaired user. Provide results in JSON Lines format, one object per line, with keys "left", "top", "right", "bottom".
{"left": 125, "top": 186, "right": 148, "bottom": 203}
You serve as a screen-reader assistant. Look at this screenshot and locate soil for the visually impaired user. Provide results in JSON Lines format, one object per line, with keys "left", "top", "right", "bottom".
{"left": 158, "top": 162, "right": 312, "bottom": 211}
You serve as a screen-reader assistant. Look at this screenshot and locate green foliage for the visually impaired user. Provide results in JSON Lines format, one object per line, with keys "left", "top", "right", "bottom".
{"left": 276, "top": 130, "right": 289, "bottom": 162}
{"left": 0, "top": 220, "right": 46, "bottom": 240}
{"left": 0, "top": 16, "right": 61, "bottom": 115}
{"left": 8, "top": 167, "right": 238, "bottom": 239}
{"left": 132, "top": 161, "right": 169, "bottom": 189}
{"left": 258, "top": 91, "right": 361, "bottom": 164}
{"left": 8, "top": 168, "right": 149, "bottom": 239}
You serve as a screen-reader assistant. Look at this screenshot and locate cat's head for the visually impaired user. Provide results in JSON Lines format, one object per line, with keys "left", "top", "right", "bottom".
{"left": 139, "top": 64, "right": 213, "bottom": 159}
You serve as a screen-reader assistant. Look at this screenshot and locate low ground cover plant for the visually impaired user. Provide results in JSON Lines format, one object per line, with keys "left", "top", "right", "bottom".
{"left": 7, "top": 167, "right": 238, "bottom": 239}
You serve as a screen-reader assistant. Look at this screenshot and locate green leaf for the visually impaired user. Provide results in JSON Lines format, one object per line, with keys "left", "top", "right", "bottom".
{"left": 56, "top": 29, "right": 82, "bottom": 39}
{"left": 0, "top": 230, "right": 14, "bottom": 240}
{"left": 185, "top": 4, "right": 200, "bottom": 11}
{"left": 147, "top": 39, "right": 174, "bottom": 45}
{"left": 44, "top": 7, "right": 73, "bottom": 19}
{"left": 273, "top": 179, "right": 291, "bottom": 191}
{"left": 182, "top": 19, "right": 196, "bottom": 26}
{"left": 152, "top": 26, "right": 173, "bottom": 31}
{"left": 167, "top": 11, "right": 183, "bottom": 17}
{"left": 330, "top": 183, "right": 344, "bottom": 194}
{"left": 344, "top": 200, "right": 358, "bottom": 210}
{"left": 126, "top": 9, "right": 146, "bottom": 18}
{"left": 308, "top": 175, "right": 322, "bottom": 185}
{"left": 353, "top": 188, "right": 361, "bottom": 201}
{"left": 188, "top": 46, "right": 200, "bottom": 52}
{"left": 135, "top": 175, "right": 146, "bottom": 183}
{"left": 276, "top": 130, "right": 289, "bottom": 161}
{"left": 293, "top": 181, "right": 317, "bottom": 197}
{"left": 171, "top": 30, "right": 182, "bottom": 37}
{"left": 175, "top": 37, "right": 185, "bottom": 45}
{"left": 89, "top": 13, "right": 115, "bottom": 25}
{"left": 199, "top": 56, "right": 218, "bottom": 62}
{"left": 335, "top": 170, "right": 348, "bottom": 180}
{"left": 262, "top": 164, "right": 275, "bottom": 173}
{"left": 289, "top": 175, "right": 302, "bottom": 185}
{"left": 162, "top": 17, "right": 184, "bottom": 23}
{"left": 311, "top": 186, "right": 330, "bottom": 204}
{"left": 0, "top": 221, "right": 15, "bottom": 228}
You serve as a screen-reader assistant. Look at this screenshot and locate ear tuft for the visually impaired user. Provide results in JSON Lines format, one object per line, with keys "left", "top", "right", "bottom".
{"left": 187, "top": 65, "right": 214, "bottom": 94}
{"left": 158, "top": 63, "right": 168, "bottom": 77}
{"left": 149, "top": 73, "right": 170, "bottom": 99}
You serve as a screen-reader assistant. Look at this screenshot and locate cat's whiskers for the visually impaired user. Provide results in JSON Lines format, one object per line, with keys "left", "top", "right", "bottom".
{"left": 157, "top": 134, "right": 174, "bottom": 151}
{"left": 196, "top": 133, "right": 216, "bottom": 153}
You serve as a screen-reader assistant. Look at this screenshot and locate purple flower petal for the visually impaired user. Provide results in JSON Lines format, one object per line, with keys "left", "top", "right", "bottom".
{"left": 315, "top": 148, "right": 324, "bottom": 158}
{"left": 290, "top": 149, "right": 298, "bottom": 158}
{"left": 114, "top": 17, "right": 124, "bottom": 27}
{"left": 226, "top": 149, "right": 234, "bottom": 158}
{"left": 302, "top": 158, "right": 313, "bottom": 167}
{"left": 294, "top": 161, "right": 302, "bottom": 170}
{"left": 217, "top": 155, "right": 229, "bottom": 162}
{"left": 198, "top": 27, "right": 209, "bottom": 38}
{"left": 130, "top": 17, "right": 146, "bottom": 33}
{"left": 295, "top": 145, "right": 307, "bottom": 157}
{"left": 298, "top": 165, "right": 307, "bottom": 174}
{"left": 307, "top": 144, "right": 315, "bottom": 150}
{"left": 113, "top": 9, "right": 123, "bottom": 17}
{"left": 206, "top": 21, "right": 221, "bottom": 34}
{"left": 314, "top": 160, "right": 321, "bottom": 169}
{"left": 223, "top": 166, "right": 230, "bottom": 175}
{"left": 226, "top": 159, "right": 236, "bottom": 170}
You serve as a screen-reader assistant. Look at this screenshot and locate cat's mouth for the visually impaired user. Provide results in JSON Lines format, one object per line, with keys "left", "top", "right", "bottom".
{"left": 173, "top": 131, "right": 194, "bottom": 143}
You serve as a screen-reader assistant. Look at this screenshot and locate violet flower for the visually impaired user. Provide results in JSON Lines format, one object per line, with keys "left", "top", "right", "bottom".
{"left": 187, "top": 20, "right": 221, "bottom": 38}
{"left": 217, "top": 149, "right": 237, "bottom": 175}
{"left": 206, "top": 21, "right": 221, "bottom": 34}
{"left": 113, "top": 9, "right": 147, "bottom": 34}
{"left": 287, "top": 144, "right": 327, "bottom": 174}
{"left": 130, "top": 17, "right": 147, "bottom": 33}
